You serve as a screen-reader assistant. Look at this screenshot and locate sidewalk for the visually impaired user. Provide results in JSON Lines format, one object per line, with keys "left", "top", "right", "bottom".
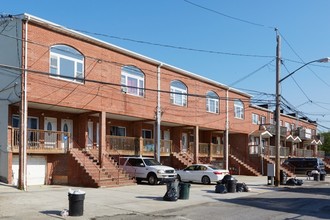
{"left": 0, "top": 175, "right": 325, "bottom": 220}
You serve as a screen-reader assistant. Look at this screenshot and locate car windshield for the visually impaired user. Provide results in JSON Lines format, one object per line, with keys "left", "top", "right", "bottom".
{"left": 144, "top": 159, "right": 161, "bottom": 166}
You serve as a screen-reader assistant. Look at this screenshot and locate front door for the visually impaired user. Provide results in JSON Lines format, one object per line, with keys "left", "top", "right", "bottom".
{"left": 163, "top": 130, "right": 170, "bottom": 152}
{"left": 44, "top": 117, "right": 57, "bottom": 148}
{"left": 87, "top": 121, "right": 93, "bottom": 148}
{"left": 182, "top": 133, "right": 188, "bottom": 152}
{"left": 61, "top": 119, "right": 73, "bottom": 149}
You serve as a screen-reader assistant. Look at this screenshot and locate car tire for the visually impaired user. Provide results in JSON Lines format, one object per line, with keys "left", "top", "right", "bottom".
{"left": 201, "top": 175, "right": 211, "bottom": 185}
{"left": 147, "top": 173, "right": 158, "bottom": 185}
{"left": 177, "top": 174, "right": 181, "bottom": 182}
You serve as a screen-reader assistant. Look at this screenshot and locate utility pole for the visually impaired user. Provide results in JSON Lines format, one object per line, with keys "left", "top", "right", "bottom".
{"left": 275, "top": 29, "right": 281, "bottom": 186}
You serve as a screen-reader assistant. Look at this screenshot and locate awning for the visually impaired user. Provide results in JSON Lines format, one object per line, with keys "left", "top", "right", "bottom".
{"left": 286, "top": 135, "right": 295, "bottom": 142}
{"left": 249, "top": 130, "right": 273, "bottom": 138}
{"left": 293, "top": 136, "right": 302, "bottom": 143}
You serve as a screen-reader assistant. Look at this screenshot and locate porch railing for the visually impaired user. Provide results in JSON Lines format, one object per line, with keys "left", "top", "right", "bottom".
{"left": 263, "top": 145, "right": 289, "bottom": 157}
{"left": 296, "top": 149, "right": 313, "bottom": 157}
{"left": 189, "top": 142, "right": 224, "bottom": 158}
{"left": 105, "top": 136, "right": 172, "bottom": 156}
{"left": 9, "top": 127, "right": 70, "bottom": 153}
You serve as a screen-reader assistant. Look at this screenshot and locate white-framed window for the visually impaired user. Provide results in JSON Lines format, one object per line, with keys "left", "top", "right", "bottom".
{"left": 142, "top": 129, "right": 152, "bottom": 139}
{"left": 234, "top": 99, "right": 244, "bottom": 119}
{"left": 121, "top": 65, "right": 145, "bottom": 97}
{"left": 50, "top": 45, "right": 84, "bottom": 83}
{"left": 170, "top": 80, "right": 187, "bottom": 107}
{"left": 252, "top": 113, "right": 259, "bottom": 124}
{"left": 285, "top": 122, "right": 291, "bottom": 131}
{"left": 110, "top": 126, "right": 126, "bottom": 136}
{"left": 261, "top": 116, "right": 266, "bottom": 125}
{"left": 206, "top": 91, "right": 219, "bottom": 114}
{"left": 291, "top": 123, "right": 295, "bottom": 131}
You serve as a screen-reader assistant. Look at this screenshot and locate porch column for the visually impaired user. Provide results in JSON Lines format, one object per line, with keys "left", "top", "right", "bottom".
{"left": 194, "top": 126, "right": 199, "bottom": 163}
{"left": 99, "top": 111, "right": 106, "bottom": 168}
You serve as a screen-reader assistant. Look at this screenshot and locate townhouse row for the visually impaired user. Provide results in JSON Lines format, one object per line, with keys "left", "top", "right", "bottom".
{"left": 0, "top": 14, "right": 323, "bottom": 187}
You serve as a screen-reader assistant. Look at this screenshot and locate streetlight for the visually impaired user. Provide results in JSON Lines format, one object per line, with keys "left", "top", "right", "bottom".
{"left": 274, "top": 54, "right": 330, "bottom": 186}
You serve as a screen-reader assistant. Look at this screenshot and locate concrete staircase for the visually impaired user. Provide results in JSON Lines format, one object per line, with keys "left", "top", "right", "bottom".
{"left": 261, "top": 155, "right": 295, "bottom": 177}
{"left": 69, "top": 148, "right": 135, "bottom": 187}
{"left": 171, "top": 152, "right": 194, "bottom": 169}
{"left": 229, "top": 154, "right": 262, "bottom": 176}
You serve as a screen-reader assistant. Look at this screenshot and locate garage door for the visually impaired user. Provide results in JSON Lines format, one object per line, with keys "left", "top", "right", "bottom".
{"left": 12, "top": 155, "right": 46, "bottom": 186}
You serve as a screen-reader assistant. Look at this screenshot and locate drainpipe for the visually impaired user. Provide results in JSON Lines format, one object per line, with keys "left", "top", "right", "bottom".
{"left": 156, "top": 63, "right": 163, "bottom": 162}
{"left": 225, "top": 89, "right": 229, "bottom": 170}
{"left": 19, "top": 15, "right": 29, "bottom": 191}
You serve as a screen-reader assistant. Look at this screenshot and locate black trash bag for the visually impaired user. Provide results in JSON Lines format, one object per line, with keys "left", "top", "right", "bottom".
{"left": 236, "top": 183, "right": 244, "bottom": 192}
{"left": 215, "top": 184, "right": 227, "bottom": 193}
{"left": 286, "top": 178, "right": 304, "bottom": 186}
{"left": 163, "top": 181, "right": 179, "bottom": 201}
{"left": 236, "top": 182, "right": 250, "bottom": 192}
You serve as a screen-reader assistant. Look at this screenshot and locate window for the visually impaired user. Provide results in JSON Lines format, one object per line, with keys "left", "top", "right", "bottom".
{"left": 252, "top": 113, "right": 259, "bottom": 124}
{"left": 234, "top": 99, "right": 244, "bottom": 119}
{"left": 110, "top": 126, "right": 126, "bottom": 136}
{"left": 121, "top": 66, "right": 145, "bottom": 97}
{"left": 285, "top": 122, "right": 291, "bottom": 131}
{"left": 50, "top": 45, "right": 84, "bottom": 83}
{"left": 170, "top": 80, "right": 187, "bottom": 106}
{"left": 206, "top": 91, "right": 219, "bottom": 113}
{"left": 142, "top": 129, "right": 152, "bottom": 139}
{"left": 261, "top": 116, "right": 266, "bottom": 125}
{"left": 12, "top": 115, "right": 38, "bottom": 129}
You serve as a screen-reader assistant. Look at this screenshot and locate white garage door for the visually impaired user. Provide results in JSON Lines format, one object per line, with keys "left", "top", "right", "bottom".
{"left": 12, "top": 155, "right": 46, "bottom": 186}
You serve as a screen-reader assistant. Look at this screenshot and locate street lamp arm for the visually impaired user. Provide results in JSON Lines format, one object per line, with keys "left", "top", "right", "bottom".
{"left": 279, "top": 58, "right": 330, "bottom": 83}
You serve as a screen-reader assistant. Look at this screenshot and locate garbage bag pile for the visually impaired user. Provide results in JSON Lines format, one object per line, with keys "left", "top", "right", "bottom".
{"left": 215, "top": 175, "right": 250, "bottom": 194}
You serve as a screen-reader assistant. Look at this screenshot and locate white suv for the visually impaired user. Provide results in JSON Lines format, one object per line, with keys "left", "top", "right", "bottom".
{"left": 120, "top": 156, "right": 177, "bottom": 185}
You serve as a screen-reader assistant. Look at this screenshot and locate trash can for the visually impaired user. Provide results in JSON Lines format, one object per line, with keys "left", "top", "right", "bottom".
{"left": 313, "top": 173, "right": 320, "bottom": 181}
{"left": 226, "top": 179, "right": 237, "bottom": 193}
{"left": 280, "top": 170, "right": 287, "bottom": 185}
{"left": 179, "top": 182, "right": 190, "bottom": 200}
{"left": 320, "top": 171, "right": 326, "bottom": 181}
{"left": 68, "top": 189, "right": 85, "bottom": 216}
{"left": 163, "top": 179, "right": 179, "bottom": 201}
{"left": 221, "top": 174, "right": 237, "bottom": 193}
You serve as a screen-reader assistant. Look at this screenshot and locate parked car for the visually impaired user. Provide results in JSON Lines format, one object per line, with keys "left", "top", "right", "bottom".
{"left": 283, "top": 157, "right": 326, "bottom": 176}
{"left": 120, "top": 156, "right": 177, "bottom": 185}
{"left": 176, "top": 164, "right": 229, "bottom": 184}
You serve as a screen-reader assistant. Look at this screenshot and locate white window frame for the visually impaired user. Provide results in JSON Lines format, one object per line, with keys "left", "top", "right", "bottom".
{"left": 170, "top": 80, "right": 187, "bottom": 107}
{"left": 234, "top": 100, "right": 244, "bottom": 119}
{"left": 110, "top": 126, "right": 126, "bottom": 136}
{"left": 142, "top": 129, "right": 152, "bottom": 139}
{"left": 261, "top": 116, "right": 266, "bottom": 125}
{"left": 50, "top": 45, "right": 84, "bottom": 83}
{"left": 206, "top": 91, "right": 219, "bottom": 114}
{"left": 252, "top": 113, "right": 259, "bottom": 124}
{"left": 121, "top": 66, "right": 145, "bottom": 97}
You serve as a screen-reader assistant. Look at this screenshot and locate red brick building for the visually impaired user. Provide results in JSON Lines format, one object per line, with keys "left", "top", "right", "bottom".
{"left": 0, "top": 14, "right": 324, "bottom": 187}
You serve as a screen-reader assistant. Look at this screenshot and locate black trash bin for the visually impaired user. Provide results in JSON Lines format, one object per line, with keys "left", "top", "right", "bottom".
{"left": 179, "top": 182, "right": 191, "bottom": 200}
{"left": 68, "top": 190, "right": 85, "bottom": 216}
{"left": 280, "top": 170, "right": 287, "bottom": 185}
{"left": 319, "top": 170, "right": 326, "bottom": 181}
{"left": 313, "top": 173, "right": 320, "bottom": 181}
{"left": 221, "top": 175, "right": 237, "bottom": 193}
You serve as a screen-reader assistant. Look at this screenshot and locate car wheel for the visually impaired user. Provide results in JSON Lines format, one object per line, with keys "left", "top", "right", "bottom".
{"left": 177, "top": 174, "right": 181, "bottom": 182}
{"left": 201, "top": 176, "right": 211, "bottom": 185}
{"left": 147, "top": 173, "right": 158, "bottom": 185}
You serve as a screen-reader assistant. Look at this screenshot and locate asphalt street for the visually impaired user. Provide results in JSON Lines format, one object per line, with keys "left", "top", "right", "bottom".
{"left": 0, "top": 175, "right": 329, "bottom": 220}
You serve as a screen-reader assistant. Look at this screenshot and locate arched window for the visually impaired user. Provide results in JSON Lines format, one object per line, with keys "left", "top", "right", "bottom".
{"left": 121, "top": 66, "right": 145, "bottom": 97}
{"left": 50, "top": 45, "right": 84, "bottom": 83}
{"left": 170, "top": 80, "right": 187, "bottom": 107}
{"left": 234, "top": 99, "right": 244, "bottom": 119}
{"left": 206, "top": 91, "right": 219, "bottom": 114}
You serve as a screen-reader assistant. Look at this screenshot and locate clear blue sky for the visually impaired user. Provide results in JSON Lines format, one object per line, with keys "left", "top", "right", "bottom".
{"left": 2, "top": 0, "right": 330, "bottom": 132}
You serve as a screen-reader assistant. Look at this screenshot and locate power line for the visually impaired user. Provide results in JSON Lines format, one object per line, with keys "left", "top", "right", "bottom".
{"left": 183, "top": 0, "right": 275, "bottom": 29}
